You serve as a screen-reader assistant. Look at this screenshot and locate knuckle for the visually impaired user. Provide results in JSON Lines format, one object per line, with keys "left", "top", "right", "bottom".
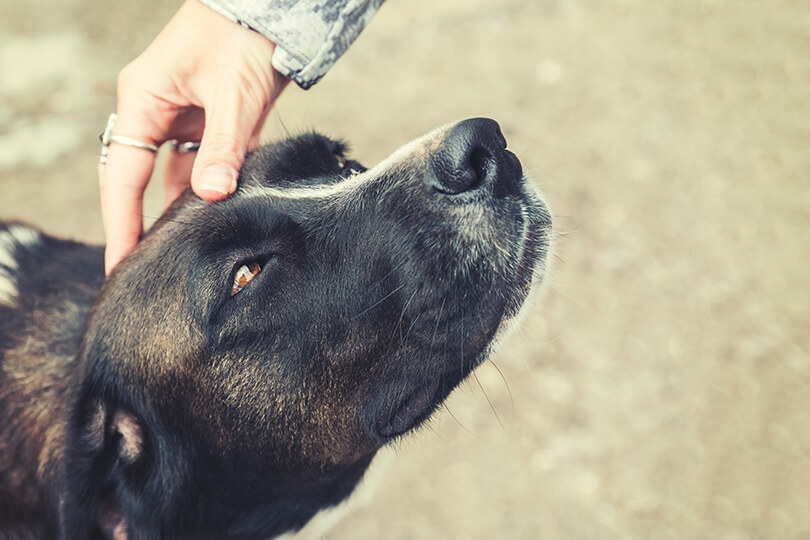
{"left": 200, "top": 135, "right": 246, "bottom": 163}
{"left": 116, "top": 64, "right": 140, "bottom": 92}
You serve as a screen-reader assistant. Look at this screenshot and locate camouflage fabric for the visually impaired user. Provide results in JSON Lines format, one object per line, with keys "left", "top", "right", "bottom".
{"left": 200, "top": 0, "right": 386, "bottom": 89}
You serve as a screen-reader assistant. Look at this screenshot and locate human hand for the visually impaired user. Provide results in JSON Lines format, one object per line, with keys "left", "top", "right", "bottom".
{"left": 99, "top": 0, "right": 289, "bottom": 274}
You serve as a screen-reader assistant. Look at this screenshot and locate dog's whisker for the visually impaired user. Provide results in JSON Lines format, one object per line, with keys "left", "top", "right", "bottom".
{"left": 430, "top": 297, "right": 447, "bottom": 347}
{"left": 367, "top": 259, "right": 410, "bottom": 290}
{"left": 473, "top": 371, "right": 504, "bottom": 430}
{"left": 555, "top": 216, "right": 591, "bottom": 236}
{"left": 489, "top": 360, "right": 515, "bottom": 424}
{"left": 546, "top": 282, "right": 582, "bottom": 307}
{"left": 400, "top": 312, "right": 422, "bottom": 348}
{"left": 440, "top": 402, "right": 473, "bottom": 435}
{"left": 552, "top": 253, "right": 570, "bottom": 266}
{"left": 393, "top": 289, "right": 419, "bottom": 344}
{"left": 380, "top": 288, "right": 418, "bottom": 360}
{"left": 350, "top": 283, "right": 405, "bottom": 320}
{"left": 427, "top": 297, "right": 447, "bottom": 368}
{"left": 463, "top": 307, "right": 506, "bottom": 430}
{"left": 423, "top": 419, "right": 445, "bottom": 441}
{"left": 355, "top": 258, "right": 412, "bottom": 307}
{"left": 386, "top": 381, "right": 409, "bottom": 436}
{"left": 274, "top": 107, "right": 291, "bottom": 138}
{"left": 399, "top": 289, "right": 419, "bottom": 325}
{"left": 459, "top": 308, "right": 465, "bottom": 374}
{"left": 440, "top": 319, "right": 450, "bottom": 408}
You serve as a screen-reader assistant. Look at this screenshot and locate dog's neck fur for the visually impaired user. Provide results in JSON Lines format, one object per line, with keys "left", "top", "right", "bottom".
{"left": 0, "top": 224, "right": 104, "bottom": 535}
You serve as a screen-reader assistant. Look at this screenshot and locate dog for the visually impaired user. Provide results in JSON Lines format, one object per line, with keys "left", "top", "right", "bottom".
{"left": 0, "top": 118, "right": 552, "bottom": 539}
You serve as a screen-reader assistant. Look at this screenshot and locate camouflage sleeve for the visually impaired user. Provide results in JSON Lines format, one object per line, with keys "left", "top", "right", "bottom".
{"left": 199, "top": 0, "right": 386, "bottom": 89}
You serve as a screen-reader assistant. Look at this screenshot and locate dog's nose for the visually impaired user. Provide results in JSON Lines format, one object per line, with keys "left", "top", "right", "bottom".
{"left": 427, "top": 117, "right": 509, "bottom": 195}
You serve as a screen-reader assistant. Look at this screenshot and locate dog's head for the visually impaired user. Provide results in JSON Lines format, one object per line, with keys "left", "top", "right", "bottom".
{"left": 64, "top": 118, "right": 552, "bottom": 537}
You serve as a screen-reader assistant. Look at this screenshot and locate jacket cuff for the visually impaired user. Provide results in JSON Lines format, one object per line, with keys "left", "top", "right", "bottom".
{"left": 199, "top": 0, "right": 385, "bottom": 89}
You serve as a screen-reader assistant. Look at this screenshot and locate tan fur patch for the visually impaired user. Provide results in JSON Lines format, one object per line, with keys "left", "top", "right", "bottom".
{"left": 113, "top": 412, "right": 143, "bottom": 464}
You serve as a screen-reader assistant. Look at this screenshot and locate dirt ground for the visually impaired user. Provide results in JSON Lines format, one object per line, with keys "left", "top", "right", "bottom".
{"left": 1, "top": 0, "right": 809, "bottom": 538}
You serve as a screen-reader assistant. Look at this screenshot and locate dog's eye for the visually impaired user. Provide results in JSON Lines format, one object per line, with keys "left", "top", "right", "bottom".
{"left": 231, "top": 262, "right": 261, "bottom": 296}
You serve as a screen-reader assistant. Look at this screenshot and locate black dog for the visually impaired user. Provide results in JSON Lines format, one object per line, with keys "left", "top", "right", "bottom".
{"left": 0, "top": 118, "right": 552, "bottom": 539}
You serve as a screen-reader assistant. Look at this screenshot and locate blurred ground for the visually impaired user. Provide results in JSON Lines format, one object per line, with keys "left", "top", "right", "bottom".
{"left": 1, "top": 0, "right": 809, "bottom": 538}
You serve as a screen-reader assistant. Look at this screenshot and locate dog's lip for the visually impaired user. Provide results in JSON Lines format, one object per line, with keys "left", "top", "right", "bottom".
{"left": 376, "top": 378, "right": 441, "bottom": 438}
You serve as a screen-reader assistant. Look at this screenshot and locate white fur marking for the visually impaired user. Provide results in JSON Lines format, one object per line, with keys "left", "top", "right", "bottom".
{"left": 241, "top": 172, "right": 369, "bottom": 202}
{"left": 9, "top": 224, "right": 41, "bottom": 248}
{"left": 242, "top": 125, "right": 450, "bottom": 202}
{"left": 0, "top": 225, "right": 41, "bottom": 308}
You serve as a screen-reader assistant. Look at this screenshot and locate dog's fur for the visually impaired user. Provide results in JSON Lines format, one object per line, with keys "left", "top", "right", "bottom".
{"left": 0, "top": 119, "right": 551, "bottom": 539}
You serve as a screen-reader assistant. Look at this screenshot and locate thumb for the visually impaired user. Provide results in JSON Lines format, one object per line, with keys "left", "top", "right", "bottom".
{"left": 191, "top": 92, "right": 263, "bottom": 201}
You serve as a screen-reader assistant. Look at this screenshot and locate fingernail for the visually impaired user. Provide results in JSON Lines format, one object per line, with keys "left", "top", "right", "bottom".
{"left": 198, "top": 164, "right": 237, "bottom": 195}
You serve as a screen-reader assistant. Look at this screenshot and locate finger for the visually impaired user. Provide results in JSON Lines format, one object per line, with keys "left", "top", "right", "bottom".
{"left": 190, "top": 88, "right": 266, "bottom": 201}
{"left": 99, "top": 96, "right": 167, "bottom": 274}
{"left": 100, "top": 139, "right": 156, "bottom": 275}
{"left": 248, "top": 134, "right": 261, "bottom": 154}
{"left": 158, "top": 107, "right": 205, "bottom": 208}
{"left": 163, "top": 148, "right": 197, "bottom": 208}
{"left": 248, "top": 101, "right": 273, "bottom": 152}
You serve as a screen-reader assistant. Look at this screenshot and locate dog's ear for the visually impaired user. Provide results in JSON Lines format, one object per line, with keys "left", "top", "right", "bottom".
{"left": 58, "top": 384, "right": 151, "bottom": 539}
{"left": 111, "top": 410, "right": 144, "bottom": 466}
